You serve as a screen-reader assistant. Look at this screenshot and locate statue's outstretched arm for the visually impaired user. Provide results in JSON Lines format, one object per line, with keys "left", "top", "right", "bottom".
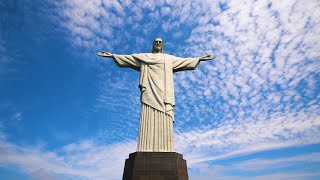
{"left": 97, "top": 51, "right": 114, "bottom": 58}
{"left": 199, "top": 55, "right": 216, "bottom": 61}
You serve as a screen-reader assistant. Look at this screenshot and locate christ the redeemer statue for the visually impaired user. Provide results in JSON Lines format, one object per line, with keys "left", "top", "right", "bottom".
{"left": 97, "top": 38, "right": 215, "bottom": 152}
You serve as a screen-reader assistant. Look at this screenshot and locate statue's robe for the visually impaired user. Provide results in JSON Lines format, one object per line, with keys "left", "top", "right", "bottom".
{"left": 113, "top": 53, "right": 200, "bottom": 152}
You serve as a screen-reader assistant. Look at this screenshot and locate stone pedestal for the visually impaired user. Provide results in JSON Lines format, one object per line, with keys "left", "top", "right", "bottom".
{"left": 122, "top": 152, "right": 188, "bottom": 180}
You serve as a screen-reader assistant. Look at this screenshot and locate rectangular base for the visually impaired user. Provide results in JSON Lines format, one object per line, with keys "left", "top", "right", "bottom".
{"left": 122, "top": 152, "right": 188, "bottom": 180}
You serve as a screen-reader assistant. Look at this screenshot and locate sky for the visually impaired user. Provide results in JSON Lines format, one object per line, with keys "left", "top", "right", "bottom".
{"left": 0, "top": 0, "right": 319, "bottom": 179}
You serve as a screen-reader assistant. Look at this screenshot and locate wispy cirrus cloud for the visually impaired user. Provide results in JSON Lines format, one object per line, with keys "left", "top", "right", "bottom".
{"left": 174, "top": 0, "right": 320, "bottom": 124}
{"left": 53, "top": 0, "right": 224, "bottom": 53}
{"left": 54, "top": 0, "right": 319, "bottom": 128}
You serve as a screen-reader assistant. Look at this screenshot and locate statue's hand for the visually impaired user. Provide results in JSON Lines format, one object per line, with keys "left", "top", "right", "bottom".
{"left": 200, "top": 55, "right": 215, "bottom": 61}
{"left": 97, "top": 51, "right": 113, "bottom": 57}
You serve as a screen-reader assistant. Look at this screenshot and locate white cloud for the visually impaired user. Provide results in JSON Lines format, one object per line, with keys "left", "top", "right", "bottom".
{"left": 173, "top": 0, "right": 319, "bottom": 131}
{"left": 189, "top": 164, "right": 230, "bottom": 180}
{"left": 1, "top": 130, "right": 319, "bottom": 180}
{"left": 189, "top": 155, "right": 320, "bottom": 180}
{"left": 230, "top": 152, "right": 320, "bottom": 171}
{"left": 252, "top": 172, "right": 320, "bottom": 180}
{"left": 0, "top": 137, "right": 136, "bottom": 180}
{"left": 174, "top": 111, "right": 320, "bottom": 164}
{"left": 30, "top": 168, "right": 57, "bottom": 180}
{"left": 160, "top": 6, "right": 171, "bottom": 16}
{"left": 1, "top": 109, "right": 319, "bottom": 179}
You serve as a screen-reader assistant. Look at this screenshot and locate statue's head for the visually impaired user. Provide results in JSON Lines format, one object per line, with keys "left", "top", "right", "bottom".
{"left": 152, "top": 38, "right": 163, "bottom": 53}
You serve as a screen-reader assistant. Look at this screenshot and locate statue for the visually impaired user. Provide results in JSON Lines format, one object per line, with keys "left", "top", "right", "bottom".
{"left": 97, "top": 38, "right": 215, "bottom": 152}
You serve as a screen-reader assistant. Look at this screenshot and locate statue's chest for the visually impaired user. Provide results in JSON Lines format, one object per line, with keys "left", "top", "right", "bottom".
{"left": 149, "top": 54, "right": 165, "bottom": 63}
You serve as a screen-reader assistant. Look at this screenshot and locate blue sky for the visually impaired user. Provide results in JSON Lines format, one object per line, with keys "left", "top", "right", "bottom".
{"left": 0, "top": 0, "right": 319, "bottom": 179}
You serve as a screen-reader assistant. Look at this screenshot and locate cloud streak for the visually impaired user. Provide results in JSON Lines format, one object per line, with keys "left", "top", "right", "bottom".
{"left": 0, "top": 136, "right": 136, "bottom": 180}
{"left": 175, "top": 110, "right": 320, "bottom": 164}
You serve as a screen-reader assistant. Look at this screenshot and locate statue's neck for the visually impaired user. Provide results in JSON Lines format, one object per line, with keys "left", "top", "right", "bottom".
{"left": 152, "top": 48, "right": 162, "bottom": 54}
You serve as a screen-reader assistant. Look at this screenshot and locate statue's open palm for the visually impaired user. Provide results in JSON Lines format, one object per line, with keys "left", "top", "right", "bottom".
{"left": 200, "top": 55, "right": 215, "bottom": 61}
{"left": 97, "top": 51, "right": 113, "bottom": 57}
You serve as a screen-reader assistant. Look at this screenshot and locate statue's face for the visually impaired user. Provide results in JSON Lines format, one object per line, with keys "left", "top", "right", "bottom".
{"left": 153, "top": 38, "right": 163, "bottom": 53}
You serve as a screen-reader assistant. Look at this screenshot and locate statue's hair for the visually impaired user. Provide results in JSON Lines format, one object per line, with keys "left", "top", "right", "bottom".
{"left": 152, "top": 38, "right": 163, "bottom": 53}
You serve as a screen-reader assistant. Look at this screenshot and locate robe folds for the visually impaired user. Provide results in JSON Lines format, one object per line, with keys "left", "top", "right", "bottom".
{"left": 113, "top": 53, "right": 200, "bottom": 152}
